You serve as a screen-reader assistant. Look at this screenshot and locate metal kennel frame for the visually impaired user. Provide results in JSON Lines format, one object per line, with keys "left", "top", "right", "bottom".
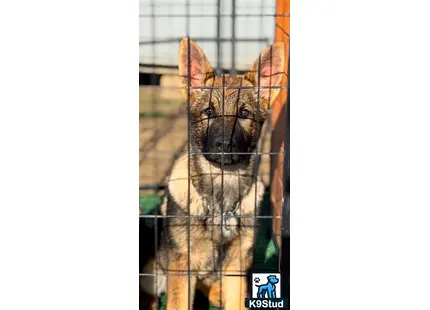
{"left": 139, "top": 0, "right": 289, "bottom": 308}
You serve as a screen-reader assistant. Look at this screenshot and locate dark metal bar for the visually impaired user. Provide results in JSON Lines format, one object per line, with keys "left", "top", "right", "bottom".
{"left": 150, "top": 1, "right": 158, "bottom": 196}
{"left": 141, "top": 151, "right": 285, "bottom": 156}
{"left": 185, "top": 0, "right": 190, "bottom": 36}
{"left": 252, "top": 46, "right": 262, "bottom": 268}
{"left": 280, "top": 54, "right": 291, "bottom": 304}
{"left": 259, "top": 0, "right": 265, "bottom": 51}
{"left": 216, "top": 0, "right": 222, "bottom": 73}
{"left": 138, "top": 83, "right": 288, "bottom": 90}
{"left": 139, "top": 1, "right": 216, "bottom": 7}
{"left": 139, "top": 63, "right": 249, "bottom": 75}
{"left": 139, "top": 37, "right": 269, "bottom": 45}
{"left": 189, "top": 85, "right": 285, "bottom": 89}
{"left": 186, "top": 35, "right": 192, "bottom": 310}
{"left": 149, "top": 1, "right": 159, "bottom": 309}
{"left": 139, "top": 13, "right": 290, "bottom": 18}
{"left": 140, "top": 272, "right": 248, "bottom": 277}
{"left": 231, "top": 0, "right": 236, "bottom": 74}
{"left": 139, "top": 214, "right": 283, "bottom": 219}
{"left": 219, "top": 71, "right": 226, "bottom": 309}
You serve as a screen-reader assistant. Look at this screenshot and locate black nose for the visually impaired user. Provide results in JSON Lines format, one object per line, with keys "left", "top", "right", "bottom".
{"left": 215, "top": 137, "right": 231, "bottom": 152}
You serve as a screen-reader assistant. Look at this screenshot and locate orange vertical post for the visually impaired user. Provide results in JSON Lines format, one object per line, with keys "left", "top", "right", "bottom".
{"left": 271, "top": 0, "right": 290, "bottom": 246}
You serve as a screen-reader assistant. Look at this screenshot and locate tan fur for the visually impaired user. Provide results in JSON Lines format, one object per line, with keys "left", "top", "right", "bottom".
{"left": 168, "top": 153, "right": 264, "bottom": 216}
{"left": 244, "top": 42, "right": 285, "bottom": 107}
{"left": 166, "top": 256, "right": 197, "bottom": 310}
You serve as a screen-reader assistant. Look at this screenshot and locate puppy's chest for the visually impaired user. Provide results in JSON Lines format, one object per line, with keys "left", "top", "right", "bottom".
{"left": 200, "top": 173, "right": 249, "bottom": 208}
{"left": 189, "top": 237, "right": 233, "bottom": 274}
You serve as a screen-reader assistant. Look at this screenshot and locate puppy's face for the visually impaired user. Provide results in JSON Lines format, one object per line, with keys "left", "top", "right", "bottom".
{"left": 178, "top": 39, "right": 285, "bottom": 166}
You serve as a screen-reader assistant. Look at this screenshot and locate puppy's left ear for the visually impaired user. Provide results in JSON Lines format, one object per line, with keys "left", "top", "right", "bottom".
{"left": 178, "top": 38, "right": 214, "bottom": 99}
{"left": 245, "top": 42, "right": 285, "bottom": 107}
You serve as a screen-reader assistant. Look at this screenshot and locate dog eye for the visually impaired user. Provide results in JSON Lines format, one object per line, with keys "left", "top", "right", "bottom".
{"left": 239, "top": 108, "right": 250, "bottom": 117}
{"left": 203, "top": 107, "right": 215, "bottom": 116}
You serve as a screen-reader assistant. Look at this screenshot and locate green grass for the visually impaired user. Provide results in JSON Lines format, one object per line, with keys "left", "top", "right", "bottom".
{"left": 139, "top": 188, "right": 279, "bottom": 309}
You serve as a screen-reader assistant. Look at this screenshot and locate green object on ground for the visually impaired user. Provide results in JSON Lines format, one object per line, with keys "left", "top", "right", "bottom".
{"left": 140, "top": 195, "right": 162, "bottom": 228}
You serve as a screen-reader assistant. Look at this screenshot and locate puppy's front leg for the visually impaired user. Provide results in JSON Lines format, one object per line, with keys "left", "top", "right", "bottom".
{"left": 166, "top": 255, "right": 196, "bottom": 310}
{"left": 221, "top": 230, "right": 254, "bottom": 310}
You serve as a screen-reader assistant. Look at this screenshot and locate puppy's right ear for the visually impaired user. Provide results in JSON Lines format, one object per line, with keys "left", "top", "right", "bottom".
{"left": 244, "top": 42, "right": 285, "bottom": 108}
{"left": 178, "top": 38, "right": 214, "bottom": 98}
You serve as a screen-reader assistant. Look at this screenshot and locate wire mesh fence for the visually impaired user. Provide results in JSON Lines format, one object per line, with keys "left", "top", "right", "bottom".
{"left": 139, "top": 0, "right": 289, "bottom": 309}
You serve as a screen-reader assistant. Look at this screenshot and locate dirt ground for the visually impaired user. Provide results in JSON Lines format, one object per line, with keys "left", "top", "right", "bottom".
{"left": 139, "top": 77, "right": 274, "bottom": 196}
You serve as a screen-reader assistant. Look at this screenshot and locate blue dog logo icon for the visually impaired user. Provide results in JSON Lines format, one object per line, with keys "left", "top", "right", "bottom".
{"left": 255, "top": 275, "right": 279, "bottom": 298}
{"left": 246, "top": 273, "right": 286, "bottom": 308}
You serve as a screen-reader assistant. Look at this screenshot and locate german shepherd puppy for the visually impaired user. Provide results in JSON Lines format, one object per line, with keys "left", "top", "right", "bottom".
{"left": 140, "top": 38, "right": 285, "bottom": 310}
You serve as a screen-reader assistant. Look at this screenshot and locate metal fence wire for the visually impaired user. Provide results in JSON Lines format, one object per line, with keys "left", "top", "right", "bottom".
{"left": 139, "top": 0, "right": 289, "bottom": 309}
